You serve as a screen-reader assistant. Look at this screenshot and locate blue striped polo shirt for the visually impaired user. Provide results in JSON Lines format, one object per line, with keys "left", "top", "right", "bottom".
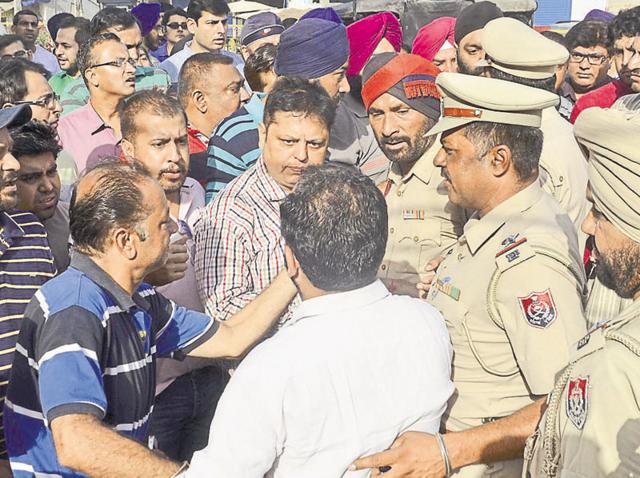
{"left": 205, "top": 92, "right": 265, "bottom": 203}
{"left": 4, "top": 252, "right": 217, "bottom": 477}
{"left": 0, "top": 210, "right": 56, "bottom": 458}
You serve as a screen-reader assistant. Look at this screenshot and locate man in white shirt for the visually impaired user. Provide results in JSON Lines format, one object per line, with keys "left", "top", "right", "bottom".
{"left": 187, "top": 163, "right": 454, "bottom": 477}
{"left": 11, "top": 10, "right": 60, "bottom": 75}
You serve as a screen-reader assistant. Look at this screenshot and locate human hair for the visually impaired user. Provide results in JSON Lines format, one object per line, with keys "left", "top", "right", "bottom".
{"left": 90, "top": 6, "right": 140, "bottom": 35}
{"left": 57, "top": 16, "right": 91, "bottom": 46}
{"left": 462, "top": 122, "right": 543, "bottom": 182}
{"left": 70, "top": 160, "right": 153, "bottom": 253}
{"left": 0, "top": 34, "right": 25, "bottom": 52}
{"left": 610, "top": 6, "right": 640, "bottom": 42}
{"left": 77, "top": 32, "right": 122, "bottom": 85}
{"left": 187, "top": 0, "right": 230, "bottom": 22}
{"left": 0, "top": 58, "right": 49, "bottom": 104}
{"left": 119, "top": 90, "right": 185, "bottom": 141}
{"left": 177, "top": 52, "right": 233, "bottom": 108}
{"left": 280, "top": 163, "right": 388, "bottom": 291}
{"left": 540, "top": 30, "right": 567, "bottom": 47}
{"left": 162, "top": 8, "right": 188, "bottom": 27}
{"left": 10, "top": 121, "right": 61, "bottom": 159}
{"left": 566, "top": 20, "right": 611, "bottom": 53}
{"left": 263, "top": 77, "right": 336, "bottom": 130}
{"left": 487, "top": 64, "right": 557, "bottom": 93}
{"left": 244, "top": 43, "right": 276, "bottom": 92}
{"left": 13, "top": 9, "right": 38, "bottom": 26}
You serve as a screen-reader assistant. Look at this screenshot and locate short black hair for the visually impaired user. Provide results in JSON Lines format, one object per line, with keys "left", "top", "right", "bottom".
{"left": 540, "top": 30, "right": 567, "bottom": 47}
{"left": 0, "top": 58, "right": 49, "bottom": 105}
{"left": 57, "top": 16, "right": 91, "bottom": 46}
{"left": 566, "top": 20, "right": 612, "bottom": 53}
{"left": 70, "top": 160, "right": 153, "bottom": 253}
{"left": 187, "top": 0, "right": 230, "bottom": 22}
{"left": 263, "top": 77, "right": 336, "bottom": 130}
{"left": 177, "top": 52, "right": 233, "bottom": 108}
{"left": 10, "top": 121, "right": 61, "bottom": 160}
{"left": 0, "top": 34, "right": 25, "bottom": 52}
{"left": 119, "top": 89, "right": 185, "bottom": 141}
{"left": 77, "top": 32, "right": 122, "bottom": 85}
{"left": 90, "top": 6, "right": 140, "bottom": 35}
{"left": 244, "top": 43, "right": 276, "bottom": 92}
{"left": 462, "top": 122, "right": 544, "bottom": 182}
{"left": 610, "top": 6, "right": 640, "bottom": 43}
{"left": 13, "top": 10, "right": 38, "bottom": 25}
{"left": 280, "top": 163, "right": 388, "bottom": 291}
{"left": 162, "top": 8, "right": 188, "bottom": 27}
{"left": 487, "top": 64, "right": 557, "bottom": 93}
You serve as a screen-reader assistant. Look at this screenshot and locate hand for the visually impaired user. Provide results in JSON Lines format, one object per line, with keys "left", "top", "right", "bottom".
{"left": 0, "top": 459, "right": 13, "bottom": 478}
{"left": 350, "top": 432, "right": 445, "bottom": 478}
{"left": 416, "top": 256, "right": 445, "bottom": 299}
{"left": 145, "top": 236, "right": 189, "bottom": 287}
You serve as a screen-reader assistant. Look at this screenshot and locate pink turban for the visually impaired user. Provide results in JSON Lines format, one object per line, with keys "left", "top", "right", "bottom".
{"left": 412, "top": 17, "right": 456, "bottom": 62}
{"left": 346, "top": 12, "right": 402, "bottom": 78}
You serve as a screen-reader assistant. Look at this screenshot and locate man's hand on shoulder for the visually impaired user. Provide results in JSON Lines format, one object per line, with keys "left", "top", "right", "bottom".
{"left": 145, "top": 236, "right": 189, "bottom": 286}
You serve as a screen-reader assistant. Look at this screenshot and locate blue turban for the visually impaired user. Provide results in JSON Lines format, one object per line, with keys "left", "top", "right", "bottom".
{"left": 275, "top": 18, "right": 349, "bottom": 79}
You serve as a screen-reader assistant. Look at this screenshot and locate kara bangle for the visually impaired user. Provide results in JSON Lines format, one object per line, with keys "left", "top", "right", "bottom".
{"left": 170, "top": 461, "right": 189, "bottom": 478}
{"left": 435, "top": 432, "right": 452, "bottom": 477}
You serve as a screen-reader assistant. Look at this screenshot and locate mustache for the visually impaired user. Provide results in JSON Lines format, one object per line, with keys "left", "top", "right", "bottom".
{"left": 160, "top": 163, "right": 186, "bottom": 175}
{"left": 380, "top": 135, "right": 411, "bottom": 146}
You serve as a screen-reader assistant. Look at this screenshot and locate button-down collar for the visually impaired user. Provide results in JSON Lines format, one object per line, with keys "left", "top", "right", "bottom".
{"left": 255, "top": 157, "right": 287, "bottom": 203}
{"left": 463, "top": 181, "right": 543, "bottom": 255}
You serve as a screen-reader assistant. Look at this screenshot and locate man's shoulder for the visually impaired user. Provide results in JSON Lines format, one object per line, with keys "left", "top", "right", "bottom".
{"left": 58, "top": 103, "right": 91, "bottom": 128}
{"left": 6, "top": 210, "right": 46, "bottom": 232}
{"left": 212, "top": 106, "right": 258, "bottom": 141}
{"left": 575, "top": 80, "right": 627, "bottom": 111}
{"left": 200, "top": 167, "right": 261, "bottom": 219}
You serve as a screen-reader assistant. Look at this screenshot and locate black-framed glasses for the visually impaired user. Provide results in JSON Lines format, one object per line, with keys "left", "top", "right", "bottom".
{"left": 89, "top": 57, "right": 136, "bottom": 69}
{"left": 166, "top": 22, "right": 188, "bottom": 30}
{"left": 14, "top": 92, "right": 59, "bottom": 109}
{"left": 569, "top": 51, "right": 608, "bottom": 65}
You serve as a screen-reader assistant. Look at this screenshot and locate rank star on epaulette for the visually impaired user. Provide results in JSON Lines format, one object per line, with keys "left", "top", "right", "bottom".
{"left": 567, "top": 376, "right": 589, "bottom": 429}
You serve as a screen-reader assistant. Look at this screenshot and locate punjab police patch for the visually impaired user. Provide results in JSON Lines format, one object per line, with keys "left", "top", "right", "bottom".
{"left": 518, "top": 289, "right": 557, "bottom": 328}
{"left": 567, "top": 377, "right": 589, "bottom": 429}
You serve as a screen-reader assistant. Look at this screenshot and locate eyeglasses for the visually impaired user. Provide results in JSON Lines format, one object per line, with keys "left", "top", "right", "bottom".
{"left": 89, "top": 57, "right": 136, "bottom": 69}
{"left": 1, "top": 49, "right": 29, "bottom": 60}
{"left": 14, "top": 92, "right": 60, "bottom": 109}
{"left": 569, "top": 51, "right": 608, "bottom": 65}
{"left": 166, "top": 22, "right": 188, "bottom": 30}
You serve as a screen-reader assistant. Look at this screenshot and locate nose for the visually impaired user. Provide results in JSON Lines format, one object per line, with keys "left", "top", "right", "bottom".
{"left": 128, "top": 47, "right": 140, "bottom": 64}
{"left": 628, "top": 50, "right": 640, "bottom": 71}
{"left": 581, "top": 209, "right": 596, "bottom": 236}
{"left": 168, "top": 218, "right": 179, "bottom": 235}
{"left": 293, "top": 141, "right": 309, "bottom": 163}
{"left": 338, "top": 74, "right": 350, "bottom": 94}
{"left": 240, "top": 86, "right": 250, "bottom": 103}
{"left": 124, "top": 58, "right": 137, "bottom": 74}
{"left": 381, "top": 115, "right": 399, "bottom": 138}
{"left": 433, "top": 147, "right": 446, "bottom": 167}
{"left": 1, "top": 151, "right": 20, "bottom": 174}
{"left": 39, "top": 175, "right": 55, "bottom": 193}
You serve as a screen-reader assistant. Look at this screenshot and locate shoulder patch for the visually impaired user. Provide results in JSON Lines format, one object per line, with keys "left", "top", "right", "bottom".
{"left": 495, "top": 234, "right": 535, "bottom": 271}
{"left": 518, "top": 289, "right": 557, "bottom": 328}
{"left": 566, "top": 376, "right": 589, "bottom": 429}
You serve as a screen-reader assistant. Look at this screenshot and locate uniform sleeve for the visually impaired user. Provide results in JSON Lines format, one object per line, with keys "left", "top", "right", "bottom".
{"left": 35, "top": 305, "right": 107, "bottom": 423}
{"left": 194, "top": 205, "right": 258, "bottom": 321}
{"left": 494, "top": 253, "right": 587, "bottom": 395}
{"left": 147, "top": 289, "right": 219, "bottom": 358}
{"left": 186, "top": 347, "right": 284, "bottom": 477}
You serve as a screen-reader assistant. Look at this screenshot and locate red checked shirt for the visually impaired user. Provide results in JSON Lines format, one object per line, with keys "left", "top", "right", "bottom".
{"left": 193, "top": 157, "right": 299, "bottom": 324}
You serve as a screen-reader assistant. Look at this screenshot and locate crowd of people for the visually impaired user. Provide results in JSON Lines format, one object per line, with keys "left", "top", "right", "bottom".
{"left": 0, "top": 0, "right": 638, "bottom": 476}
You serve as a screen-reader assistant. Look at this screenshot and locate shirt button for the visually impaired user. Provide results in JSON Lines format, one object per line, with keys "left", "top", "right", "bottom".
{"left": 390, "top": 227, "right": 395, "bottom": 234}
{"left": 413, "top": 236, "right": 419, "bottom": 242}
{"left": 381, "top": 264, "right": 387, "bottom": 270}
{"left": 396, "top": 190, "right": 402, "bottom": 197}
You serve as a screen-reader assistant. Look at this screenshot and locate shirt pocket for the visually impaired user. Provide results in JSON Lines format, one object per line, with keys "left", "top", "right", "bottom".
{"left": 390, "top": 221, "right": 443, "bottom": 275}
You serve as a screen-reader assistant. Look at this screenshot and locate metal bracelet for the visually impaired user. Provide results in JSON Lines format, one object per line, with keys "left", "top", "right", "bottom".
{"left": 435, "top": 432, "right": 452, "bottom": 478}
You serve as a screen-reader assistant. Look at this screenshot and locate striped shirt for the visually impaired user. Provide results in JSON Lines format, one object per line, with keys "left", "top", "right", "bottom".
{"left": 194, "top": 157, "right": 299, "bottom": 324}
{"left": 0, "top": 211, "right": 56, "bottom": 458}
{"left": 4, "top": 252, "right": 217, "bottom": 478}
{"left": 205, "top": 93, "right": 265, "bottom": 203}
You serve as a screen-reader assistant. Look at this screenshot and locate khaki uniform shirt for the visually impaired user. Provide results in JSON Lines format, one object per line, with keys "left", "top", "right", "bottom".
{"left": 524, "top": 299, "right": 640, "bottom": 477}
{"left": 427, "top": 182, "right": 587, "bottom": 436}
{"left": 379, "top": 143, "right": 465, "bottom": 289}
{"left": 539, "top": 108, "right": 590, "bottom": 250}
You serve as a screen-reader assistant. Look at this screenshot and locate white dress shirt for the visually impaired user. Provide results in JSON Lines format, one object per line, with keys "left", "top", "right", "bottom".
{"left": 187, "top": 280, "right": 454, "bottom": 478}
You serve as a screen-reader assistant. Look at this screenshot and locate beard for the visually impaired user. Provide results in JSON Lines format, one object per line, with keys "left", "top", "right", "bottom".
{"left": 379, "top": 120, "right": 435, "bottom": 166}
{"left": 158, "top": 162, "right": 187, "bottom": 193}
{"left": 457, "top": 55, "right": 485, "bottom": 76}
{"left": 595, "top": 243, "right": 640, "bottom": 299}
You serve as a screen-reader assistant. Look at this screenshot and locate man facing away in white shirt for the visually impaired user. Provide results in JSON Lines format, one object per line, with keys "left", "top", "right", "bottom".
{"left": 186, "top": 163, "right": 454, "bottom": 478}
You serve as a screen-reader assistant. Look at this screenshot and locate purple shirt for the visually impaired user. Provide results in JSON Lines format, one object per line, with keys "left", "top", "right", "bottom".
{"left": 57, "top": 102, "right": 122, "bottom": 173}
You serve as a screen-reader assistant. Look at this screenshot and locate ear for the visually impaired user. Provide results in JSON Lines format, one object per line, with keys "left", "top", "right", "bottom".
{"left": 258, "top": 122, "right": 267, "bottom": 150}
{"left": 488, "top": 144, "right": 512, "bottom": 178}
{"left": 121, "top": 139, "right": 135, "bottom": 160}
{"left": 113, "top": 228, "right": 138, "bottom": 260}
{"left": 191, "top": 89, "right": 207, "bottom": 113}
{"left": 85, "top": 68, "right": 99, "bottom": 88}
{"left": 284, "top": 244, "right": 300, "bottom": 280}
{"left": 187, "top": 17, "right": 197, "bottom": 35}
{"left": 10, "top": 25, "right": 16, "bottom": 34}
{"left": 239, "top": 45, "right": 249, "bottom": 60}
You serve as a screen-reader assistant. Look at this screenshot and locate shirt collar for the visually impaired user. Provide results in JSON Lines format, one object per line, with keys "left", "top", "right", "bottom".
{"left": 387, "top": 139, "right": 440, "bottom": 186}
{"left": 70, "top": 251, "right": 150, "bottom": 311}
{"left": 0, "top": 211, "right": 25, "bottom": 253}
{"left": 464, "top": 181, "right": 543, "bottom": 255}
{"left": 86, "top": 101, "right": 118, "bottom": 138}
{"left": 244, "top": 92, "right": 266, "bottom": 124}
{"left": 289, "top": 280, "right": 391, "bottom": 326}
{"left": 255, "top": 157, "right": 288, "bottom": 202}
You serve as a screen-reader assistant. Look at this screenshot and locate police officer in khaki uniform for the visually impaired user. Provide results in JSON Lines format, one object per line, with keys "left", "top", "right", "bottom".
{"left": 350, "top": 73, "right": 587, "bottom": 478}
{"left": 478, "top": 18, "right": 591, "bottom": 249}
{"left": 524, "top": 98, "right": 640, "bottom": 478}
{"left": 360, "top": 52, "right": 465, "bottom": 296}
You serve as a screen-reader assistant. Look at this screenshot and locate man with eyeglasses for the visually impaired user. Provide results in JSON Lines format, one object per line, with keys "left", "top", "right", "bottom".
{"left": 153, "top": 8, "right": 188, "bottom": 62}
{"left": 558, "top": 20, "right": 612, "bottom": 121}
{"left": 11, "top": 10, "right": 60, "bottom": 75}
{"left": 57, "top": 33, "right": 136, "bottom": 174}
{"left": 571, "top": 6, "right": 640, "bottom": 123}
{"left": 0, "top": 34, "right": 32, "bottom": 61}
{"left": 160, "top": 0, "right": 243, "bottom": 84}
